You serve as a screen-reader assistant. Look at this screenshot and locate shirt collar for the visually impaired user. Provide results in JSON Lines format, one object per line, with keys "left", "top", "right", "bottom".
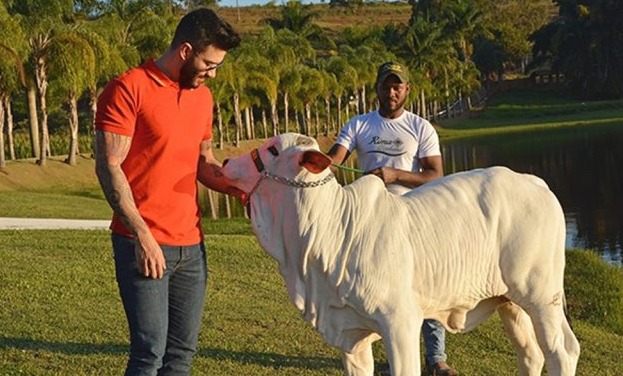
{"left": 143, "top": 58, "right": 178, "bottom": 88}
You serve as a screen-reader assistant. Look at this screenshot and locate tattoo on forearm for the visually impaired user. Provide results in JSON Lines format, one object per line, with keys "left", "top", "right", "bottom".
{"left": 212, "top": 165, "right": 224, "bottom": 178}
{"left": 95, "top": 131, "right": 145, "bottom": 235}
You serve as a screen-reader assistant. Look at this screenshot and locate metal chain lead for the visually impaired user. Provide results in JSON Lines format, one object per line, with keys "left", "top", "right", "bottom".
{"left": 263, "top": 171, "right": 335, "bottom": 188}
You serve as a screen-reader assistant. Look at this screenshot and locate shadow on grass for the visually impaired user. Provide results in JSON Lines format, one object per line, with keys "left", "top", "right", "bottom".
{"left": 0, "top": 337, "right": 341, "bottom": 370}
{"left": 0, "top": 336, "right": 127, "bottom": 355}
{"left": 198, "top": 348, "right": 341, "bottom": 370}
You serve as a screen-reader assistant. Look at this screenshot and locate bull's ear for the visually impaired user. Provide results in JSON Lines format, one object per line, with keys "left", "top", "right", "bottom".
{"left": 300, "top": 150, "right": 332, "bottom": 174}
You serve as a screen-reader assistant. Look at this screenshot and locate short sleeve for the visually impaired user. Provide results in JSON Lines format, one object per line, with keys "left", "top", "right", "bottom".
{"left": 95, "top": 78, "right": 137, "bottom": 137}
{"left": 335, "top": 118, "right": 358, "bottom": 153}
{"left": 417, "top": 120, "right": 441, "bottom": 158}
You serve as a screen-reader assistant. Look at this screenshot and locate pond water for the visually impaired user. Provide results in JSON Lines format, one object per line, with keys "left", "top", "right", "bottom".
{"left": 442, "top": 123, "right": 623, "bottom": 266}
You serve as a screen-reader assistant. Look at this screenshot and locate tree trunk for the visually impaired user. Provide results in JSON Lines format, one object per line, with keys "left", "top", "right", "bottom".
{"left": 261, "top": 109, "right": 268, "bottom": 138}
{"left": 27, "top": 84, "right": 40, "bottom": 159}
{"left": 4, "top": 97, "right": 15, "bottom": 160}
{"left": 270, "top": 101, "right": 279, "bottom": 136}
{"left": 324, "top": 97, "right": 331, "bottom": 136}
{"left": 233, "top": 91, "right": 242, "bottom": 146}
{"left": 89, "top": 86, "right": 99, "bottom": 137}
{"left": 360, "top": 86, "right": 367, "bottom": 114}
{"left": 66, "top": 94, "right": 79, "bottom": 165}
{"left": 225, "top": 194, "right": 231, "bottom": 219}
{"left": 314, "top": 102, "right": 320, "bottom": 137}
{"left": 419, "top": 89, "right": 427, "bottom": 119}
{"left": 35, "top": 63, "right": 50, "bottom": 165}
{"left": 337, "top": 96, "right": 342, "bottom": 135}
{"left": 207, "top": 189, "right": 218, "bottom": 219}
{"left": 345, "top": 93, "right": 350, "bottom": 121}
{"left": 244, "top": 107, "right": 251, "bottom": 140}
{"left": 0, "top": 98, "right": 5, "bottom": 168}
{"left": 305, "top": 103, "right": 312, "bottom": 135}
{"left": 296, "top": 111, "right": 302, "bottom": 135}
{"left": 284, "top": 91, "right": 290, "bottom": 133}
{"left": 249, "top": 108, "right": 255, "bottom": 139}
{"left": 215, "top": 101, "right": 224, "bottom": 149}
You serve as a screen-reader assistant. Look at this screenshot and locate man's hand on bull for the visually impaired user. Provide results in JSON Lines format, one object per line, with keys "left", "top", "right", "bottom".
{"left": 225, "top": 186, "right": 248, "bottom": 203}
{"left": 366, "top": 166, "right": 401, "bottom": 184}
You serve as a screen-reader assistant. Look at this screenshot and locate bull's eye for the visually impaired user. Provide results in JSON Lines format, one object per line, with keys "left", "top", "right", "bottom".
{"left": 268, "top": 145, "right": 279, "bottom": 156}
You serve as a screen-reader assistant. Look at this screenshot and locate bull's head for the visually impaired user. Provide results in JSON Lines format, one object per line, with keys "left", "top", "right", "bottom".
{"left": 222, "top": 133, "right": 333, "bottom": 203}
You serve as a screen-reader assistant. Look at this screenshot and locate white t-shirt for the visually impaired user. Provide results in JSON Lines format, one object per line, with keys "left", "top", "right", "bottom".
{"left": 335, "top": 110, "right": 441, "bottom": 195}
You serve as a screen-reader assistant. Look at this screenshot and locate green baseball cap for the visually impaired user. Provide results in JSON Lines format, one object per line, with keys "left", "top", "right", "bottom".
{"left": 376, "top": 61, "right": 410, "bottom": 85}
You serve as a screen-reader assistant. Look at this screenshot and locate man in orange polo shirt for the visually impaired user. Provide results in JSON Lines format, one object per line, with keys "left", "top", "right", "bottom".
{"left": 95, "top": 8, "right": 241, "bottom": 376}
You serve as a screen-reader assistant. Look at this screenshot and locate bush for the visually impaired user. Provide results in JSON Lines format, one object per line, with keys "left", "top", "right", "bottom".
{"left": 565, "top": 249, "right": 623, "bottom": 335}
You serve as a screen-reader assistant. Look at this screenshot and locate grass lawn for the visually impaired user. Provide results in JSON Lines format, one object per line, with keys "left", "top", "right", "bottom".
{"left": 1, "top": 220, "right": 623, "bottom": 375}
{"left": 437, "top": 88, "right": 623, "bottom": 141}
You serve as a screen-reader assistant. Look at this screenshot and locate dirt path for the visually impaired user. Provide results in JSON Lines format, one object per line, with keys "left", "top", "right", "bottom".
{"left": 0, "top": 217, "right": 110, "bottom": 230}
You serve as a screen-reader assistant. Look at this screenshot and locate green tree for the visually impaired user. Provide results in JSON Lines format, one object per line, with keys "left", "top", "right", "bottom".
{"left": 477, "top": 0, "right": 555, "bottom": 78}
{"left": 531, "top": 0, "right": 623, "bottom": 98}
{"left": 0, "top": 2, "right": 26, "bottom": 164}
{"left": 270, "top": 28, "right": 314, "bottom": 134}
{"left": 296, "top": 65, "right": 324, "bottom": 135}
{"left": 263, "top": 1, "right": 335, "bottom": 53}
{"left": 324, "top": 55, "right": 358, "bottom": 129}
{"left": 46, "top": 33, "right": 95, "bottom": 165}
{"left": 209, "top": 62, "right": 235, "bottom": 148}
{"left": 9, "top": 0, "right": 75, "bottom": 165}
{"left": 401, "top": 14, "right": 449, "bottom": 118}
{"left": 279, "top": 65, "right": 302, "bottom": 134}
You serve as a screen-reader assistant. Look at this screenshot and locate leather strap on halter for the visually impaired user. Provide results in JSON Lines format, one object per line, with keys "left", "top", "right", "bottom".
{"left": 250, "top": 148, "right": 264, "bottom": 173}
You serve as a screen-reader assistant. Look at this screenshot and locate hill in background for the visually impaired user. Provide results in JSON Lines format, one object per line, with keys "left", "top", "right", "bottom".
{"left": 217, "top": 2, "right": 412, "bottom": 36}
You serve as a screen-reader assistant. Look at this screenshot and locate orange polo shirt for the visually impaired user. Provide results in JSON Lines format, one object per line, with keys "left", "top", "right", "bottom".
{"left": 95, "top": 59, "right": 212, "bottom": 245}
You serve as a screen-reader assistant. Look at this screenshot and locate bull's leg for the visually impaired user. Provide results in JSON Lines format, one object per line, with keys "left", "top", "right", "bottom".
{"left": 341, "top": 344, "right": 374, "bottom": 376}
{"left": 497, "top": 302, "right": 544, "bottom": 376}
{"left": 379, "top": 311, "right": 421, "bottom": 376}
{"left": 525, "top": 303, "right": 580, "bottom": 376}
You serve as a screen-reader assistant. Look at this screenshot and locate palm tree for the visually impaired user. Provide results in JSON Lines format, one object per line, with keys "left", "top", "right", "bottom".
{"left": 297, "top": 66, "right": 324, "bottom": 136}
{"left": 9, "top": 0, "right": 76, "bottom": 165}
{"left": 340, "top": 44, "right": 390, "bottom": 115}
{"left": 324, "top": 55, "right": 358, "bottom": 130}
{"left": 279, "top": 66, "right": 302, "bottom": 134}
{"left": 46, "top": 33, "right": 95, "bottom": 165}
{"left": 531, "top": 0, "right": 623, "bottom": 98}
{"left": 0, "top": 3, "right": 27, "bottom": 164}
{"left": 402, "top": 13, "right": 452, "bottom": 118}
{"left": 263, "top": 1, "right": 335, "bottom": 53}
{"left": 209, "top": 63, "right": 235, "bottom": 148}
{"left": 73, "top": 25, "right": 128, "bottom": 133}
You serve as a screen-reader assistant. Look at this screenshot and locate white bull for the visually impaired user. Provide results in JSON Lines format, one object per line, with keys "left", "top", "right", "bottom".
{"left": 221, "top": 133, "right": 580, "bottom": 376}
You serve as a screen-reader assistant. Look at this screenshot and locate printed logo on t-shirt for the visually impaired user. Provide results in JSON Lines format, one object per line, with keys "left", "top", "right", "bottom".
{"left": 367, "top": 136, "right": 406, "bottom": 157}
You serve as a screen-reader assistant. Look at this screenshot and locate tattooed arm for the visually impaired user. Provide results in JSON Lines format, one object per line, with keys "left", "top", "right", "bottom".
{"left": 197, "top": 139, "right": 245, "bottom": 200}
{"left": 95, "top": 130, "right": 165, "bottom": 279}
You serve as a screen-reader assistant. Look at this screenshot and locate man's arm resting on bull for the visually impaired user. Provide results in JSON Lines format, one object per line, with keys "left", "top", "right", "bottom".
{"left": 326, "top": 144, "right": 351, "bottom": 173}
{"left": 197, "top": 139, "right": 246, "bottom": 200}
{"left": 367, "top": 155, "right": 444, "bottom": 188}
{"left": 94, "top": 130, "right": 165, "bottom": 279}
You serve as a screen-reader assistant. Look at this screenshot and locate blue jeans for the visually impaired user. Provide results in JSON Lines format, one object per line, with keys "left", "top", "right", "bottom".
{"left": 112, "top": 234, "right": 207, "bottom": 376}
{"left": 422, "top": 319, "right": 447, "bottom": 365}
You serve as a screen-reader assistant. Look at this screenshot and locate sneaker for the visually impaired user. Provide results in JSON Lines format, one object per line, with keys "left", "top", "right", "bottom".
{"left": 425, "top": 361, "right": 458, "bottom": 376}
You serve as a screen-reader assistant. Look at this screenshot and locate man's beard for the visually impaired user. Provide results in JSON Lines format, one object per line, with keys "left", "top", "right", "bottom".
{"left": 179, "top": 59, "right": 201, "bottom": 89}
{"left": 380, "top": 96, "right": 406, "bottom": 113}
